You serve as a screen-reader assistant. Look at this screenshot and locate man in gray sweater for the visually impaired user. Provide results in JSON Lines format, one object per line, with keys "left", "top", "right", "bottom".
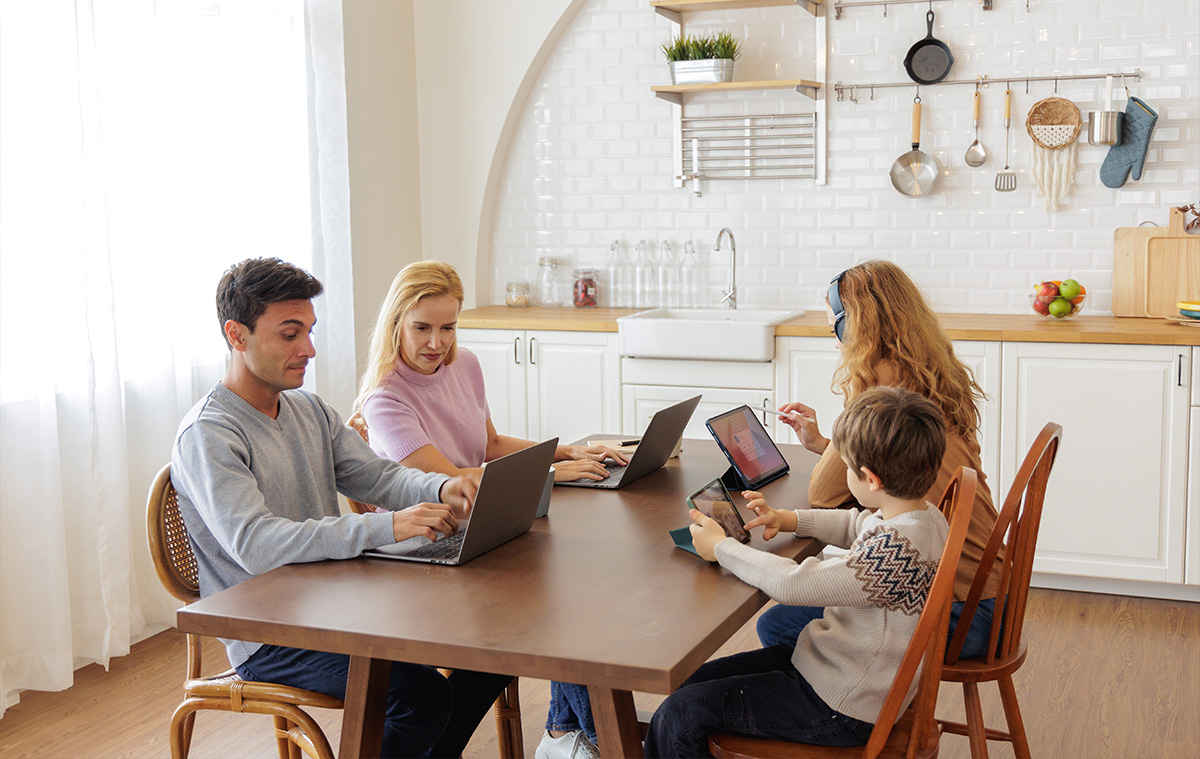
{"left": 171, "top": 257, "right": 510, "bottom": 758}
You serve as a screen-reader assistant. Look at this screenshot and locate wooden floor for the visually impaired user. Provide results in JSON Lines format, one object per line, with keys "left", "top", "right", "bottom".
{"left": 1, "top": 588, "right": 1196, "bottom": 759}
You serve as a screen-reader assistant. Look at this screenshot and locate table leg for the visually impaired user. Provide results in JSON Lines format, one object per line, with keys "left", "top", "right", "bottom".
{"left": 340, "top": 655, "right": 389, "bottom": 758}
{"left": 588, "top": 685, "right": 643, "bottom": 759}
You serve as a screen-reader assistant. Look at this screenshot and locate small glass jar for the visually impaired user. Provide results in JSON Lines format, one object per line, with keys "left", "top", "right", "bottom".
{"left": 537, "top": 257, "right": 563, "bottom": 307}
{"left": 572, "top": 268, "right": 599, "bottom": 308}
{"left": 505, "top": 282, "right": 531, "bottom": 308}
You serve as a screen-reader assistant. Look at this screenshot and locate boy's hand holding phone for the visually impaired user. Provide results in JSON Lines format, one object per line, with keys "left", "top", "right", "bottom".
{"left": 688, "top": 509, "right": 726, "bottom": 562}
{"left": 742, "top": 490, "right": 797, "bottom": 540}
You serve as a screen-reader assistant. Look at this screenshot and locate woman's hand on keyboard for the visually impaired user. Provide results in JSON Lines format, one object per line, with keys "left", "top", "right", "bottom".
{"left": 552, "top": 459, "right": 611, "bottom": 482}
{"left": 391, "top": 503, "right": 459, "bottom": 542}
{"left": 559, "top": 444, "right": 629, "bottom": 466}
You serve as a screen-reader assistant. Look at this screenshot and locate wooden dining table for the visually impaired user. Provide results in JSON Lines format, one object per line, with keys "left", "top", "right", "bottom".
{"left": 177, "top": 438, "right": 823, "bottom": 758}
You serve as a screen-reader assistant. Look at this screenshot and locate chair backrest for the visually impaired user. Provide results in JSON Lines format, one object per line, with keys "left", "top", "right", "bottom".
{"left": 345, "top": 413, "right": 374, "bottom": 515}
{"left": 945, "top": 422, "right": 1062, "bottom": 666}
{"left": 863, "top": 466, "right": 977, "bottom": 759}
{"left": 147, "top": 463, "right": 201, "bottom": 604}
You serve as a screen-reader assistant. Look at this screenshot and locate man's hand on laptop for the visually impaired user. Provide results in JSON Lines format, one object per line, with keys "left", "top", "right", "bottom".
{"left": 561, "top": 444, "right": 629, "bottom": 466}
{"left": 392, "top": 504, "right": 459, "bottom": 542}
{"left": 439, "top": 470, "right": 480, "bottom": 518}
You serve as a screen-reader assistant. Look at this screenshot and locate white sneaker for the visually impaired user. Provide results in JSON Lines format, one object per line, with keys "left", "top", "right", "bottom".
{"left": 534, "top": 730, "right": 601, "bottom": 759}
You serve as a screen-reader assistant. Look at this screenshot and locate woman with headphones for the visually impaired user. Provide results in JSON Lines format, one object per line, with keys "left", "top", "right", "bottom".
{"left": 755, "top": 259, "right": 1004, "bottom": 659}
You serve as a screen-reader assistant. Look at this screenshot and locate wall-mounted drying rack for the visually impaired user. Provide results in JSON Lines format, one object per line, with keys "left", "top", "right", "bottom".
{"left": 833, "top": 69, "right": 1142, "bottom": 101}
{"left": 832, "top": 0, "right": 986, "bottom": 20}
{"left": 676, "top": 112, "right": 818, "bottom": 196}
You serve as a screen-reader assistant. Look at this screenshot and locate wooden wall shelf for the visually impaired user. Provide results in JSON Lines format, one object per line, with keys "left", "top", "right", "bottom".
{"left": 652, "top": 0, "right": 821, "bottom": 21}
{"left": 652, "top": 78, "right": 822, "bottom": 103}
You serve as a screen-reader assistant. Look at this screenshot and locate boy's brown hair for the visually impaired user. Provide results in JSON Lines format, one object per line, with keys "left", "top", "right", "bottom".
{"left": 831, "top": 386, "right": 947, "bottom": 500}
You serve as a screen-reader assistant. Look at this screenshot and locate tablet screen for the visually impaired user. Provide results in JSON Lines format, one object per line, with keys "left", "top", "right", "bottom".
{"left": 705, "top": 405, "right": 790, "bottom": 489}
{"left": 686, "top": 478, "right": 750, "bottom": 543}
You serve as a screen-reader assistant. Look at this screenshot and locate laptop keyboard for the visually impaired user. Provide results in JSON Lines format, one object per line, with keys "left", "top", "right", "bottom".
{"left": 570, "top": 461, "right": 627, "bottom": 487}
{"left": 405, "top": 531, "right": 465, "bottom": 560}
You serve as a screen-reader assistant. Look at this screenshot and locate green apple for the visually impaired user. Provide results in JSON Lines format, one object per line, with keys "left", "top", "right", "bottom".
{"left": 1059, "top": 279, "right": 1081, "bottom": 300}
{"left": 1048, "top": 297, "right": 1072, "bottom": 318}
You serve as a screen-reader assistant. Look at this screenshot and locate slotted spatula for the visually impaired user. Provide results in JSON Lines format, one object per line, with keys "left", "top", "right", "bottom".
{"left": 995, "top": 88, "right": 1017, "bottom": 192}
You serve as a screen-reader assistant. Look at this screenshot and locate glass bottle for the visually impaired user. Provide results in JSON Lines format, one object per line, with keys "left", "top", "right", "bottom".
{"left": 603, "top": 240, "right": 627, "bottom": 308}
{"left": 572, "top": 268, "right": 598, "bottom": 308}
{"left": 657, "top": 241, "right": 677, "bottom": 309}
{"left": 678, "top": 240, "right": 699, "bottom": 309}
{"left": 505, "top": 282, "right": 531, "bottom": 308}
{"left": 634, "top": 239, "right": 657, "bottom": 309}
{"left": 536, "top": 257, "right": 563, "bottom": 307}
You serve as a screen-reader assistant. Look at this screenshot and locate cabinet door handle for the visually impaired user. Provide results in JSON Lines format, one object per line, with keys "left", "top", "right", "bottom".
{"left": 762, "top": 397, "right": 770, "bottom": 426}
{"left": 1179, "top": 353, "right": 1186, "bottom": 388}
{"left": 514, "top": 336, "right": 522, "bottom": 365}
{"left": 529, "top": 337, "right": 537, "bottom": 365}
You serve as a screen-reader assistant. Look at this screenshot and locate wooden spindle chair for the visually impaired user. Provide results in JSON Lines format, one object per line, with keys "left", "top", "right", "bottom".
{"left": 346, "top": 413, "right": 526, "bottom": 759}
{"left": 937, "top": 422, "right": 1062, "bottom": 759}
{"left": 147, "top": 464, "right": 342, "bottom": 759}
{"left": 707, "top": 467, "right": 979, "bottom": 759}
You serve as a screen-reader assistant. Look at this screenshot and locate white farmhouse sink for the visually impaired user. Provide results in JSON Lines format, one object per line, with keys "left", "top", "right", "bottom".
{"left": 617, "top": 308, "right": 805, "bottom": 362}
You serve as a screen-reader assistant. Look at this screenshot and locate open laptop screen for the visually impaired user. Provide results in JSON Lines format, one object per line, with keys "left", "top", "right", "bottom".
{"left": 704, "top": 405, "right": 789, "bottom": 489}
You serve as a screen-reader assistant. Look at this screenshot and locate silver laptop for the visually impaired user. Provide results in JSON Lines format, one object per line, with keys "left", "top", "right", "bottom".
{"left": 363, "top": 438, "right": 558, "bottom": 566}
{"left": 554, "top": 395, "right": 702, "bottom": 490}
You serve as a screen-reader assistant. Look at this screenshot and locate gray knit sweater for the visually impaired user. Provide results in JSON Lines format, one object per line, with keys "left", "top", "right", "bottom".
{"left": 714, "top": 505, "right": 948, "bottom": 724}
{"left": 171, "top": 383, "right": 449, "bottom": 667}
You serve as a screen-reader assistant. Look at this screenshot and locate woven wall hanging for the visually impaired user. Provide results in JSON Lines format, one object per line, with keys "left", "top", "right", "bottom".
{"left": 1025, "top": 96, "right": 1081, "bottom": 211}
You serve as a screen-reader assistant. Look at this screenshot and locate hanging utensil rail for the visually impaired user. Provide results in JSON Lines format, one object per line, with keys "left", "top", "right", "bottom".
{"left": 834, "top": 69, "right": 1141, "bottom": 101}
{"left": 678, "top": 113, "right": 818, "bottom": 194}
{"left": 832, "top": 0, "right": 979, "bottom": 20}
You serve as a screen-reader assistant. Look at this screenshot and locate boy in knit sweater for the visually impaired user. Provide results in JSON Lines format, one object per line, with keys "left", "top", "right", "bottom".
{"left": 644, "top": 386, "right": 951, "bottom": 758}
{"left": 171, "top": 258, "right": 510, "bottom": 759}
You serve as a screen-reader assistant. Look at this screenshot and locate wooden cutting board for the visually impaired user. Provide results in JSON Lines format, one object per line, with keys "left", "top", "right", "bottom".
{"left": 1113, "top": 208, "right": 1200, "bottom": 318}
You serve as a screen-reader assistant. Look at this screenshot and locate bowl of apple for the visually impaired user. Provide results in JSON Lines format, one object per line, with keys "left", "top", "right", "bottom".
{"left": 1030, "top": 279, "right": 1086, "bottom": 319}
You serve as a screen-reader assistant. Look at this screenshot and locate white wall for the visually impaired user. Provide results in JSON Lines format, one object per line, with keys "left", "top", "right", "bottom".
{"left": 485, "top": 0, "right": 1200, "bottom": 315}
{"left": 343, "top": 0, "right": 423, "bottom": 377}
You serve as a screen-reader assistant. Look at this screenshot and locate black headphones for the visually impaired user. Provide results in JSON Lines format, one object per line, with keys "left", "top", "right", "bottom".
{"left": 828, "top": 270, "right": 848, "bottom": 342}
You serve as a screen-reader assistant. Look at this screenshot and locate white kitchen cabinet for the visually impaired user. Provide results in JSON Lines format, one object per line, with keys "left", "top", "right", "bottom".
{"left": 1188, "top": 407, "right": 1199, "bottom": 586}
{"left": 621, "top": 357, "right": 774, "bottom": 439}
{"left": 1000, "top": 342, "right": 1191, "bottom": 585}
{"left": 458, "top": 329, "right": 621, "bottom": 445}
{"left": 771, "top": 337, "right": 1000, "bottom": 482}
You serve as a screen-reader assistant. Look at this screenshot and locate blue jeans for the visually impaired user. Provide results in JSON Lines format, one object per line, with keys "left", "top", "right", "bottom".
{"left": 643, "top": 644, "right": 874, "bottom": 758}
{"left": 756, "top": 597, "right": 998, "bottom": 659}
{"left": 546, "top": 681, "right": 597, "bottom": 744}
{"left": 236, "top": 644, "right": 512, "bottom": 759}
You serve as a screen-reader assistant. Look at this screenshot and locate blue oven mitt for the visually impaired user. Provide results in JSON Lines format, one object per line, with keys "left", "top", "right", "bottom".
{"left": 1100, "top": 97, "right": 1158, "bottom": 188}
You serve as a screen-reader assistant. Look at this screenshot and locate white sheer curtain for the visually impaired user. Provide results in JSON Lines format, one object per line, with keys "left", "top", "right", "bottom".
{"left": 0, "top": 0, "right": 355, "bottom": 714}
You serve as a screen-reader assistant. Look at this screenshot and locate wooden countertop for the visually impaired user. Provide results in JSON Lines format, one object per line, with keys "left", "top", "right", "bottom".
{"left": 459, "top": 306, "right": 1200, "bottom": 347}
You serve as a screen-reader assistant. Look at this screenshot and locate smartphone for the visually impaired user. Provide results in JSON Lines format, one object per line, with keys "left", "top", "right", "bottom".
{"left": 686, "top": 477, "right": 751, "bottom": 544}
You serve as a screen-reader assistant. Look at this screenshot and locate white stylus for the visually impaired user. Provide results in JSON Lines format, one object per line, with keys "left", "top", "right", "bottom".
{"left": 760, "top": 407, "right": 805, "bottom": 421}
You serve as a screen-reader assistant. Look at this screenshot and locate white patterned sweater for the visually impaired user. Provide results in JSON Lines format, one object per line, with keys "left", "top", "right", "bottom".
{"left": 714, "top": 505, "right": 949, "bottom": 724}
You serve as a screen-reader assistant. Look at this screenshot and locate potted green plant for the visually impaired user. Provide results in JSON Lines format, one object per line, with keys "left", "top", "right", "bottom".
{"left": 661, "top": 30, "right": 742, "bottom": 85}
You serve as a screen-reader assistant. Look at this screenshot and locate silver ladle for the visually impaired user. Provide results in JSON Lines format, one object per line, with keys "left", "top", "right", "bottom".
{"left": 965, "top": 89, "right": 987, "bottom": 167}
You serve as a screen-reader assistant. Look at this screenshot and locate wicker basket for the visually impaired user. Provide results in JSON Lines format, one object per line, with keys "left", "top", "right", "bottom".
{"left": 1025, "top": 96, "right": 1081, "bottom": 150}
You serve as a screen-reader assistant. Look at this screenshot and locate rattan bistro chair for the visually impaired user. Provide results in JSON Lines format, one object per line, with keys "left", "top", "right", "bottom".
{"left": 707, "top": 467, "right": 978, "bottom": 759}
{"left": 147, "top": 464, "right": 342, "bottom": 759}
{"left": 346, "top": 413, "right": 526, "bottom": 759}
{"left": 937, "top": 422, "right": 1062, "bottom": 759}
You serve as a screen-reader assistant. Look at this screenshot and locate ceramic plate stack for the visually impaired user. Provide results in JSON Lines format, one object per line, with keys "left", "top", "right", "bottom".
{"left": 1173, "top": 300, "right": 1200, "bottom": 327}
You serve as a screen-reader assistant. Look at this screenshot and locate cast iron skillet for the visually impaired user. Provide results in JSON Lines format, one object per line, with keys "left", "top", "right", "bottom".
{"left": 904, "top": 10, "right": 953, "bottom": 85}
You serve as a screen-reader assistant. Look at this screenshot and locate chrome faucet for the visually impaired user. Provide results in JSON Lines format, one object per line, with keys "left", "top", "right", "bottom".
{"left": 714, "top": 228, "right": 737, "bottom": 309}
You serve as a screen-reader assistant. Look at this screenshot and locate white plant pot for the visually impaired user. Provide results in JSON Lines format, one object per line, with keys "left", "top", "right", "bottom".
{"left": 669, "top": 59, "right": 735, "bottom": 85}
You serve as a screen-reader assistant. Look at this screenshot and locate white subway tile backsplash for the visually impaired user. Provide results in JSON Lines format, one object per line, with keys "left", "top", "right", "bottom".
{"left": 487, "top": 0, "right": 1197, "bottom": 314}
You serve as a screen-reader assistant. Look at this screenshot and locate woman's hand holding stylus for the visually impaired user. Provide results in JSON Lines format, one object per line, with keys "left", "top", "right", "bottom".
{"left": 778, "top": 402, "right": 828, "bottom": 455}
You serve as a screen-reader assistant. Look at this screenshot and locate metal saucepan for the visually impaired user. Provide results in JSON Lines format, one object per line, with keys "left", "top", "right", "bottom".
{"left": 904, "top": 10, "right": 954, "bottom": 85}
{"left": 891, "top": 98, "right": 939, "bottom": 197}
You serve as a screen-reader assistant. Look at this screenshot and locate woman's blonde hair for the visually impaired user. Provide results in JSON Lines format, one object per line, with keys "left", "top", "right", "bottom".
{"left": 352, "top": 261, "right": 464, "bottom": 416}
{"left": 831, "top": 260, "right": 985, "bottom": 437}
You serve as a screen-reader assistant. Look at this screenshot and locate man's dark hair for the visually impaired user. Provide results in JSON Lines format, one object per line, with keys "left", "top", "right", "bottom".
{"left": 216, "top": 258, "right": 323, "bottom": 348}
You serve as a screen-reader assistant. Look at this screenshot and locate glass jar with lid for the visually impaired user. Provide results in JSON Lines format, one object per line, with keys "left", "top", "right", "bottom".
{"left": 505, "top": 282, "right": 531, "bottom": 308}
{"left": 572, "top": 268, "right": 598, "bottom": 308}
{"left": 536, "top": 257, "right": 563, "bottom": 307}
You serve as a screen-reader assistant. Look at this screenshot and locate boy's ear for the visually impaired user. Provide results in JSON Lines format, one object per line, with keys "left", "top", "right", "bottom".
{"left": 859, "top": 465, "right": 884, "bottom": 492}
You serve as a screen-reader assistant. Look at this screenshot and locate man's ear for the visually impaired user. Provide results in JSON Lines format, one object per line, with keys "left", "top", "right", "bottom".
{"left": 859, "top": 465, "right": 884, "bottom": 492}
{"left": 224, "top": 320, "right": 247, "bottom": 351}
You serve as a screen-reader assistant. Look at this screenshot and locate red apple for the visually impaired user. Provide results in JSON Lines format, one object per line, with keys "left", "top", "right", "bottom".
{"left": 1035, "top": 281, "right": 1059, "bottom": 304}
{"left": 1032, "top": 298, "right": 1050, "bottom": 316}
